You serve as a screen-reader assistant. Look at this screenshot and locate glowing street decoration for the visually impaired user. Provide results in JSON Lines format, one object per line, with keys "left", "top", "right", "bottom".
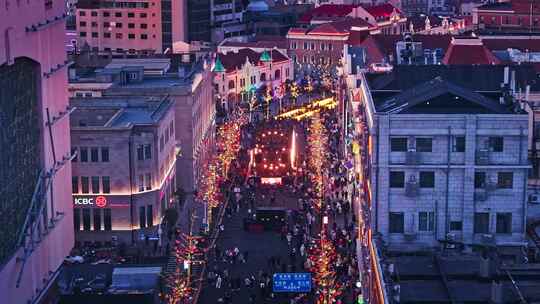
{"left": 290, "top": 129, "right": 296, "bottom": 170}
{"left": 276, "top": 97, "right": 337, "bottom": 121}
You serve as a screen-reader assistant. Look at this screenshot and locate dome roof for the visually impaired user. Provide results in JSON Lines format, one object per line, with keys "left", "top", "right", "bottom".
{"left": 247, "top": 0, "right": 269, "bottom": 12}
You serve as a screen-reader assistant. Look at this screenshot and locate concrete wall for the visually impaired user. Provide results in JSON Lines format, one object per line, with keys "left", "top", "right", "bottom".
{"left": 373, "top": 114, "right": 529, "bottom": 250}
{"left": 0, "top": 0, "right": 74, "bottom": 302}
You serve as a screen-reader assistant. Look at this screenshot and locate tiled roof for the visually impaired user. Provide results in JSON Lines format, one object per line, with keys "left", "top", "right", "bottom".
{"left": 221, "top": 37, "right": 288, "bottom": 50}
{"left": 309, "top": 18, "right": 373, "bottom": 35}
{"left": 354, "top": 34, "right": 452, "bottom": 56}
{"left": 407, "top": 15, "right": 443, "bottom": 31}
{"left": 217, "top": 48, "right": 289, "bottom": 72}
{"left": 442, "top": 39, "right": 501, "bottom": 65}
{"left": 364, "top": 3, "right": 400, "bottom": 18}
{"left": 298, "top": 4, "right": 359, "bottom": 23}
{"left": 483, "top": 38, "right": 540, "bottom": 52}
{"left": 477, "top": 1, "right": 512, "bottom": 11}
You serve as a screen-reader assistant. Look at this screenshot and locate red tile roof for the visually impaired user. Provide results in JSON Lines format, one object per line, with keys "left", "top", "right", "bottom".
{"left": 364, "top": 3, "right": 400, "bottom": 18}
{"left": 483, "top": 38, "right": 540, "bottom": 53}
{"left": 298, "top": 4, "right": 359, "bottom": 23}
{"left": 221, "top": 38, "right": 288, "bottom": 50}
{"left": 217, "top": 48, "right": 289, "bottom": 73}
{"left": 442, "top": 39, "right": 501, "bottom": 65}
{"left": 309, "top": 18, "right": 373, "bottom": 35}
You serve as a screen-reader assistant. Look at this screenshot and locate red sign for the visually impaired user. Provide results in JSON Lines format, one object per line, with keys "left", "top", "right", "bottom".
{"left": 95, "top": 196, "right": 107, "bottom": 208}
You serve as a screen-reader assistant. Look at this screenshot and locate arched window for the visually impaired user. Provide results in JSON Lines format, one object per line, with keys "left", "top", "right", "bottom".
{"left": 228, "top": 80, "right": 235, "bottom": 89}
{"left": 274, "top": 70, "right": 280, "bottom": 80}
{"left": 260, "top": 73, "right": 266, "bottom": 82}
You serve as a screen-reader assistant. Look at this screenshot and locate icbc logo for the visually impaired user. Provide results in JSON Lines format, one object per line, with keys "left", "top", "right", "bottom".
{"left": 95, "top": 196, "right": 107, "bottom": 208}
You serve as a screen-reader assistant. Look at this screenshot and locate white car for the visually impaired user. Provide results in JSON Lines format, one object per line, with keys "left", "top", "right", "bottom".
{"left": 370, "top": 63, "right": 393, "bottom": 73}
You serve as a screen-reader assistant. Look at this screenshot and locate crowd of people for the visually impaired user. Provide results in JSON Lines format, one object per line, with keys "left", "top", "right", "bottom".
{"left": 201, "top": 98, "right": 360, "bottom": 303}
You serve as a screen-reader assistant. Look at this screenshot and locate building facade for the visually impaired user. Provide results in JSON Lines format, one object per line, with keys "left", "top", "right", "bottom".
{"left": 70, "top": 98, "right": 176, "bottom": 245}
{"left": 75, "top": 0, "right": 186, "bottom": 54}
{"left": 0, "top": 0, "right": 74, "bottom": 302}
{"left": 473, "top": 0, "right": 540, "bottom": 33}
{"left": 69, "top": 55, "right": 216, "bottom": 191}
{"left": 188, "top": 0, "right": 212, "bottom": 42}
{"left": 211, "top": 0, "right": 247, "bottom": 42}
{"left": 214, "top": 48, "right": 294, "bottom": 108}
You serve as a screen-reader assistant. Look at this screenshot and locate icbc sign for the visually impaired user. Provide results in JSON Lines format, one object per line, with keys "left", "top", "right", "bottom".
{"left": 74, "top": 196, "right": 107, "bottom": 208}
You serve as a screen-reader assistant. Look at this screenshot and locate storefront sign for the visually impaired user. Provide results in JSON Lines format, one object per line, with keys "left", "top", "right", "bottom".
{"left": 273, "top": 273, "right": 311, "bottom": 293}
{"left": 74, "top": 195, "right": 107, "bottom": 207}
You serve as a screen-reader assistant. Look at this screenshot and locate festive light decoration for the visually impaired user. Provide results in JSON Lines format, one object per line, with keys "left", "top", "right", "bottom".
{"left": 306, "top": 113, "right": 328, "bottom": 210}
{"left": 276, "top": 97, "right": 337, "bottom": 121}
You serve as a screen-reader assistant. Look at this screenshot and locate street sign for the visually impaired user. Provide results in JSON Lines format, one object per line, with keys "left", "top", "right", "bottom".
{"left": 272, "top": 273, "right": 312, "bottom": 293}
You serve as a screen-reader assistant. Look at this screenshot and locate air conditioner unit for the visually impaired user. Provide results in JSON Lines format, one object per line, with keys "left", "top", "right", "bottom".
{"left": 446, "top": 233, "right": 456, "bottom": 241}
{"left": 529, "top": 194, "right": 540, "bottom": 204}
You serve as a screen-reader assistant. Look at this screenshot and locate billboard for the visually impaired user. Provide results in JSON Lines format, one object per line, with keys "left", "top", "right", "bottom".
{"left": 273, "top": 273, "right": 312, "bottom": 293}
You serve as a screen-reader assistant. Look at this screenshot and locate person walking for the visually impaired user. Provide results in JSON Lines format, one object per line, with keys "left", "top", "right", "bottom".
{"left": 216, "top": 275, "right": 222, "bottom": 289}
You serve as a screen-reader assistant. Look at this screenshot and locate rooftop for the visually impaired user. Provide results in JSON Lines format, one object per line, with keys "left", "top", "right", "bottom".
{"left": 216, "top": 48, "right": 289, "bottom": 73}
{"left": 70, "top": 97, "right": 173, "bottom": 129}
{"left": 442, "top": 38, "right": 501, "bottom": 65}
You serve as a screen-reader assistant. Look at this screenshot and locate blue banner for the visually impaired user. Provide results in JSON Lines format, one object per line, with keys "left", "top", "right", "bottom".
{"left": 272, "top": 273, "right": 312, "bottom": 293}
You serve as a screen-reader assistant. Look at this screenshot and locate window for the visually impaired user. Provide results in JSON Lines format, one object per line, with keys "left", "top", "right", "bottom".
{"left": 83, "top": 209, "right": 91, "bottom": 231}
{"left": 79, "top": 11, "right": 86, "bottom": 16}
{"left": 91, "top": 11, "right": 97, "bottom": 16}
{"left": 389, "top": 212, "right": 404, "bottom": 233}
{"left": 474, "top": 212, "right": 490, "bottom": 234}
{"left": 91, "top": 176, "right": 100, "bottom": 193}
{"left": 390, "top": 137, "right": 408, "bottom": 152}
{"left": 321, "top": 43, "right": 326, "bottom": 51}
{"left": 139, "top": 175, "right": 144, "bottom": 192}
{"left": 103, "top": 22, "right": 110, "bottom": 27}
{"left": 100, "top": 147, "right": 109, "bottom": 162}
{"left": 303, "top": 42, "right": 308, "bottom": 50}
{"left": 72, "top": 176, "right": 79, "bottom": 193}
{"left": 128, "top": 12, "right": 135, "bottom": 18}
{"left": 144, "top": 144, "right": 152, "bottom": 159}
{"left": 145, "top": 173, "right": 152, "bottom": 190}
{"left": 250, "top": 76, "right": 256, "bottom": 85}
{"left": 115, "top": 12, "right": 122, "bottom": 17}
{"left": 260, "top": 73, "right": 266, "bottom": 82}
{"left": 159, "top": 136, "right": 164, "bottom": 152}
{"left": 116, "top": 33, "right": 123, "bottom": 39}
{"left": 139, "top": 206, "right": 146, "bottom": 228}
{"left": 147, "top": 205, "right": 153, "bottom": 227}
{"left": 140, "top": 13, "right": 147, "bottom": 18}
{"left": 104, "top": 208, "right": 112, "bottom": 231}
{"left": 104, "top": 32, "right": 111, "bottom": 38}
{"left": 418, "top": 212, "right": 435, "bottom": 231}
{"left": 291, "top": 42, "right": 297, "bottom": 49}
{"left": 137, "top": 145, "right": 144, "bottom": 160}
{"left": 497, "top": 172, "right": 513, "bottom": 189}
{"left": 475, "top": 172, "right": 486, "bottom": 188}
{"left": 390, "top": 171, "right": 405, "bottom": 188}
{"left": 128, "top": 33, "right": 135, "bottom": 39}
{"left": 128, "top": 23, "right": 135, "bottom": 28}
{"left": 79, "top": 32, "right": 87, "bottom": 37}
{"left": 79, "top": 21, "right": 87, "bottom": 27}
{"left": 91, "top": 21, "right": 98, "bottom": 27}
{"left": 141, "top": 23, "right": 147, "bottom": 29}
{"left": 419, "top": 171, "right": 435, "bottom": 188}
{"left": 310, "top": 43, "right": 315, "bottom": 50}
{"left": 275, "top": 70, "right": 281, "bottom": 80}
{"left": 103, "top": 11, "right": 110, "bottom": 17}
{"left": 450, "top": 221, "right": 462, "bottom": 231}
{"left": 489, "top": 136, "right": 503, "bottom": 152}
{"left": 452, "top": 136, "right": 465, "bottom": 152}
{"left": 416, "top": 138, "right": 432, "bottom": 152}
{"left": 228, "top": 80, "right": 235, "bottom": 89}
{"left": 81, "top": 177, "right": 90, "bottom": 193}
{"left": 74, "top": 209, "right": 81, "bottom": 231}
{"left": 93, "top": 209, "right": 102, "bottom": 231}
{"left": 115, "top": 22, "right": 123, "bottom": 28}
{"left": 328, "top": 44, "right": 333, "bottom": 51}
{"left": 141, "top": 34, "right": 148, "bottom": 40}
{"left": 496, "top": 213, "right": 512, "bottom": 234}
{"left": 102, "top": 176, "right": 110, "bottom": 193}
{"left": 90, "top": 147, "right": 99, "bottom": 162}
{"left": 71, "top": 147, "right": 78, "bottom": 162}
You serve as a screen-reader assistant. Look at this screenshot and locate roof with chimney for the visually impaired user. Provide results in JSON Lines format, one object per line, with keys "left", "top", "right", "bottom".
{"left": 216, "top": 48, "right": 289, "bottom": 73}
{"left": 288, "top": 17, "right": 374, "bottom": 37}
{"left": 374, "top": 77, "right": 512, "bottom": 114}
{"left": 442, "top": 38, "right": 501, "bottom": 65}
{"left": 297, "top": 4, "right": 359, "bottom": 23}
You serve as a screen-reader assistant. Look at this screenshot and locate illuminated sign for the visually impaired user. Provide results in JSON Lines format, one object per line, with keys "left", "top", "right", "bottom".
{"left": 74, "top": 196, "right": 107, "bottom": 207}
{"left": 273, "top": 273, "right": 312, "bottom": 293}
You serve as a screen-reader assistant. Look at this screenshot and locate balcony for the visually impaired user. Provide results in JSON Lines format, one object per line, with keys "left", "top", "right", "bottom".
{"left": 405, "top": 180, "right": 419, "bottom": 197}
{"left": 406, "top": 149, "right": 420, "bottom": 165}
{"left": 476, "top": 149, "right": 490, "bottom": 165}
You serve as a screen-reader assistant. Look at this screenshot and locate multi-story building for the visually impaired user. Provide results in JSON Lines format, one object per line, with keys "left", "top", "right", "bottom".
{"left": 213, "top": 48, "right": 294, "bottom": 109}
{"left": 70, "top": 97, "right": 176, "bottom": 245}
{"left": 351, "top": 65, "right": 536, "bottom": 302}
{"left": 68, "top": 54, "right": 215, "bottom": 192}
{"left": 211, "top": 0, "right": 247, "bottom": 42}
{"left": 188, "top": 0, "right": 212, "bottom": 42}
{"left": 473, "top": 0, "right": 540, "bottom": 33}
{"left": 75, "top": 0, "right": 187, "bottom": 54}
{"left": 0, "top": 0, "right": 74, "bottom": 302}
